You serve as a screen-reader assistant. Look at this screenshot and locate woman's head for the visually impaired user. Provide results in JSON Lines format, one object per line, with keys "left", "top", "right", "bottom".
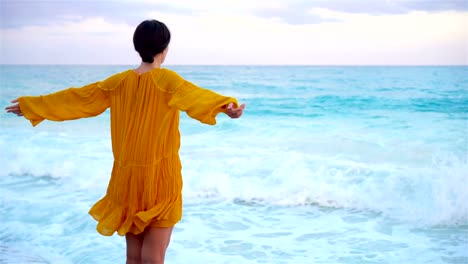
{"left": 133, "top": 19, "right": 171, "bottom": 63}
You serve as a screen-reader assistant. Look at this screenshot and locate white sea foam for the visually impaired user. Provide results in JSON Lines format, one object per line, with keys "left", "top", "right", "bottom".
{"left": 2, "top": 125, "right": 466, "bottom": 226}
{"left": 182, "top": 146, "right": 468, "bottom": 225}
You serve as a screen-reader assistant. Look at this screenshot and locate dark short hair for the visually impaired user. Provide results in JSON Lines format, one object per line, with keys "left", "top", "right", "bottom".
{"left": 133, "top": 20, "right": 171, "bottom": 63}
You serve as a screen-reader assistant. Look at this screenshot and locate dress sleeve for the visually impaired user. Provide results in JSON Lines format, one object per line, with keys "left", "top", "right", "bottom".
{"left": 18, "top": 81, "right": 110, "bottom": 127}
{"left": 168, "top": 80, "right": 238, "bottom": 125}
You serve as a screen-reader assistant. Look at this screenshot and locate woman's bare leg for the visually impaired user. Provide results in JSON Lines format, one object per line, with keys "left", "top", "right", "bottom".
{"left": 141, "top": 227, "right": 174, "bottom": 264}
{"left": 126, "top": 232, "right": 144, "bottom": 264}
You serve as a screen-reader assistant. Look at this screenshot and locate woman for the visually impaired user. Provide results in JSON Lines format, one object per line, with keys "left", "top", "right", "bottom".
{"left": 5, "top": 19, "right": 245, "bottom": 264}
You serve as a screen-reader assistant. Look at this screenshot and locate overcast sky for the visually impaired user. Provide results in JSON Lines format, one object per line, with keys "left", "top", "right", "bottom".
{"left": 1, "top": 0, "right": 467, "bottom": 65}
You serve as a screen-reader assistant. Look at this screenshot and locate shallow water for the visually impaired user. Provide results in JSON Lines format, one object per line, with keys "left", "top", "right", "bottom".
{"left": 1, "top": 65, "right": 467, "bottom": 263}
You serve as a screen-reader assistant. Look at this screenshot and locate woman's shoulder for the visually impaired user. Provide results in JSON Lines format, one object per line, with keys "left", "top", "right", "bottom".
{"left": 151, "top": 68, "right": 185, "bottom": 93}
{"left": 100, "top": 70, "right": 133, "bottom": 91}
{"left": 154, "top": 68, "right": 183, "bottom": 81}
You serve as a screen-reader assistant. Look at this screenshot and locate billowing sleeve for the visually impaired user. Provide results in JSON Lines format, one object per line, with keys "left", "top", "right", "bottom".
{"left": 166, "top": 73, "right": 238, "bottom": 125}
{"left": 18, "top": 81, "right": 110, "bottom": 127}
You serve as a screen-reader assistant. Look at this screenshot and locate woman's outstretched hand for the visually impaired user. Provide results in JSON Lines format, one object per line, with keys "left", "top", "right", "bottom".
{"left": 225, "top": 103, "right": 245, "bottom": 119}
{"left": 5, "top": 99, "right": 23, "bottom": 116}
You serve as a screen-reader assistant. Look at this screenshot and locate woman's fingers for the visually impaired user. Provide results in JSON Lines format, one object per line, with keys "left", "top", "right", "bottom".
{"left": 226, "top": 103, "right": 245, "bottom": 118}
{"left": 5, "top": 106, "right": 16, "bottom": 112}
{"left": 5, "top": 104, "right": 19, "bottom": 111}
{"left": 234, "top": 104, "right": 245, "bottom": 115}
{"left": 5, "top": 100, "right": 23, "bottom": 116}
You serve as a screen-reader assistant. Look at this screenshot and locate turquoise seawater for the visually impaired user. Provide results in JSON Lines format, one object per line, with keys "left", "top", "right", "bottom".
{"left": 0, "top": 65, "right": 467, "bottom": 263}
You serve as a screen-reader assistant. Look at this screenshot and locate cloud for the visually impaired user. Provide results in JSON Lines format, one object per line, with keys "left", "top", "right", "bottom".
{"left": 0, "top": 17, "right": 136, "bottom": 64}
{"left": 247, "top": 0, "right": 468, "bottom": 25}
{"left": 0, "top": 1, "right": 466, "bottom": 65}
{"left": 2, "top": 0, "right": 467, "bottom": 29}
{"left": 0, "top": 0, "right": 186, "bottom": 29}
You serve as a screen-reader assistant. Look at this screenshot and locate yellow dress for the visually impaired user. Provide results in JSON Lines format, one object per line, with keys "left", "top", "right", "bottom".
{"left": 18, "top": 68, "right": 238, "bottom": 236}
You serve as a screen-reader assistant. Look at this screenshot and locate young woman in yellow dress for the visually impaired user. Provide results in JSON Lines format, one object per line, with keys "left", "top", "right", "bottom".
{"left": 5, "top": 19, "right": 245, "bottom": 264}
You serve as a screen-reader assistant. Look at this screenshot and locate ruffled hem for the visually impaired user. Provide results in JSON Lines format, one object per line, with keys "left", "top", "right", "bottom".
{"left": 89, "top": 195, "right": 182, "bottom": 236}
{"left": 89, "top": 145, "right": 183, "bottom": 236}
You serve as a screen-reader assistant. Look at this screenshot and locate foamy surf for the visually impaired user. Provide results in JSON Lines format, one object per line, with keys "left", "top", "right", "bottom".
{"left": 1, "top": 65, "right": 467, "bottom": 263}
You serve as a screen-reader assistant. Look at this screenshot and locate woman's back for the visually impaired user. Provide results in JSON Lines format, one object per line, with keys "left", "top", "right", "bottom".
{"left": 108, "top": 69, "right": 182, "bottom": 164}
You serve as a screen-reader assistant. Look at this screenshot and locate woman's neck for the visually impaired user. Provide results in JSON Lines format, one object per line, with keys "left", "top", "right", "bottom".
{"left": 135, "top": 52, "right": 166, "bottom": 74}
{"left": 135, "top": 61, "right": 161, "bottom": 74}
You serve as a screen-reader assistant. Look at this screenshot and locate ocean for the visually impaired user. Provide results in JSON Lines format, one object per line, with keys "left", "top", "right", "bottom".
{"left": 0, "top": 65, "right": 467, "bottom": 263}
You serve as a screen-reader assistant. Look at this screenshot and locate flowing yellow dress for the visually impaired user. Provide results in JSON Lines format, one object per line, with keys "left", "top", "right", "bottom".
{"left": 18, "top": 68, "right": 238, "bottom": 236}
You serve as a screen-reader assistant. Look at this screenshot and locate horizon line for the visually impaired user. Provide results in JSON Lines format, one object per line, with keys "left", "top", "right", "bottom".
{"left": 1, "top": 63, "right": 467, "bottom": 67}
